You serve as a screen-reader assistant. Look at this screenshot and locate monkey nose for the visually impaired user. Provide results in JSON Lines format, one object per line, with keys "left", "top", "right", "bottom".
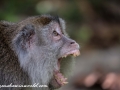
{"left": 70, "top": 41, "right": 75, "bottom": 44}
{"left": 70, "top": 40, "right": 80, "bottom": 49}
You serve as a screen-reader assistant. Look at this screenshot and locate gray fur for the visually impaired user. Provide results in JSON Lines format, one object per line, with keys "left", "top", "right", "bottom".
{"left": 0, "top": 15, "right": 79, "bottom": 90}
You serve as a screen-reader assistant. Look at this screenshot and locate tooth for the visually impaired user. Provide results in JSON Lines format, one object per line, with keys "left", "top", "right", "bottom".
{"left": 75, "top": 51, "right": 80, "bottom": 57}
{"left": 76, "top": 52, "right": 78, "bottom": 56}
{"left": 77, "top": 51, "right": 80, "bottom": 56}
{"left": 64, "top": 55, "right": 67, "bottom": 58}
{"left": 74, "top": 53, "right": 76, "bottom": 57}
{"left": 72, "top": 50, "right": 80, "bottom": 57}
{"left": 63, "top": 82, "right": 68, "bottom": 84}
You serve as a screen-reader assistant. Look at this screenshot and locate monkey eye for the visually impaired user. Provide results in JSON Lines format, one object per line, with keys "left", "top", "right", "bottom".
{"left": 53, "top": 31, "right": 59, "bottom": 36}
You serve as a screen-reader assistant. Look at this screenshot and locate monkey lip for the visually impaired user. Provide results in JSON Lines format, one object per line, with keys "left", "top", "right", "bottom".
{"left": 58, "top": 49, "right": 80, "bottom": 70}
{"left": 52, "top": 49, "right": 80, "bottom": 88}
{"left": 54, "top": 70, "right": 68, "bottom": 86}
{"left": 61, "top": 49, "right": 80, "bottom": 58}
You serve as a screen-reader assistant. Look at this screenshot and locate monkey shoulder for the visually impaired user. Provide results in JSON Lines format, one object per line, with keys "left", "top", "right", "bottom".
{"left": 0, "top": 21, "right": 15, "bottom": 27}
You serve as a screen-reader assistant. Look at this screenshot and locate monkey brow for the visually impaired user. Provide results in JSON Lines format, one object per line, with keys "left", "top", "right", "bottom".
{"left": 37, "top": 15, "right": 60, "bottom": 26}
{"left": 51, "top": 15, "right": 60, "bottom": 24}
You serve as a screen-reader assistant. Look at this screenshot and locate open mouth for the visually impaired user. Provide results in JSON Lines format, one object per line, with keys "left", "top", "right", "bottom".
{"left": 53, "top": 49, "right": 80, "bottom": 88}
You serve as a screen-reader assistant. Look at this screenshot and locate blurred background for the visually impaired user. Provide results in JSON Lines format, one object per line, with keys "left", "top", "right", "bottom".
{"left": 1, "top": 0, "right": 120, "bottom": 90}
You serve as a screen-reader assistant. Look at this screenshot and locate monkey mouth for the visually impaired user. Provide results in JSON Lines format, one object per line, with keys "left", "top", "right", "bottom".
{"left": 50, "top": 49, "right": 80, "bottom": 89}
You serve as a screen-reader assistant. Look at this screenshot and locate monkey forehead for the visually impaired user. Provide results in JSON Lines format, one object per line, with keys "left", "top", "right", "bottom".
{"left": 17, "top": 15, "right": 68, "bottom": 36}
{"left": 34, "top": 15, "right": 67, "bottom": 35}
{"left": 31, "top": 15, "right": 60, "bottom": 26}
{"left": 17, "top": 15, "right": 59, "bottom": 25}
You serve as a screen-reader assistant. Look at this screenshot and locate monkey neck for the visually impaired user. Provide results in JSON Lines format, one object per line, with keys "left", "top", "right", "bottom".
{"left": 18, "top": 47, "right": 58, "bottom": 86}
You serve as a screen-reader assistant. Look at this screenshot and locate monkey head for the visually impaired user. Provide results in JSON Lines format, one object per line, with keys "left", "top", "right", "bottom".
{"left": 13, "top": 15, "right": 80, "bottom": 89}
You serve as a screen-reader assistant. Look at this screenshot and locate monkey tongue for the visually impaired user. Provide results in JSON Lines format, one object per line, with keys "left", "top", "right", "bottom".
{"left": 54, "top": 71, "right": 68, "bottom": 86}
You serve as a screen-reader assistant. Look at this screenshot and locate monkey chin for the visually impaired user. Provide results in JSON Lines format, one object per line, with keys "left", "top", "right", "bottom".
{"left": 49, "top": 49, "right": 80, "bottom": 89}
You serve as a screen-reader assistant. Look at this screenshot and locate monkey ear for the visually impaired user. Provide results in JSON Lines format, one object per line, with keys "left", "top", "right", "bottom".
{"left": 13, "top": 24, "right": 36, "bottom": 52}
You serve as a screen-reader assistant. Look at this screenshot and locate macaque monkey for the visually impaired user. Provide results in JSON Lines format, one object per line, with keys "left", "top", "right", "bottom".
{"left": 0, "top": 15, "right": 80, "bottom": 90}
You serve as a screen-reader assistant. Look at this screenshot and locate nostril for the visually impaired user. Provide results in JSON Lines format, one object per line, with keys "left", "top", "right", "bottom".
{"left": 70, "top": 41, "right": 75, "bottom": 44}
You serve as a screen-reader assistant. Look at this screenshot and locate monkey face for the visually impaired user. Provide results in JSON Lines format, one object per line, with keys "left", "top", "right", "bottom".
{"left": 33, "top": 20, "right": 80, "bottom": 89}
{"left": 42, "top": 22, "right": 80, "bottom": 89}
{"left": 13, "top": 15, "right": 80, "bottom": 89}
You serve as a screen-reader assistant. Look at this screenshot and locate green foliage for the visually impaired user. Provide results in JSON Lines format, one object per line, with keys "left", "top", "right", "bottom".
{"left": 0, "top": 0, "right": 37, "bottom": 21}
{"left": 78, "top": 25, "right": 93, "bottom": 43}
{"left": 1, "top": 0, "right": 119, "bottom": 47}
